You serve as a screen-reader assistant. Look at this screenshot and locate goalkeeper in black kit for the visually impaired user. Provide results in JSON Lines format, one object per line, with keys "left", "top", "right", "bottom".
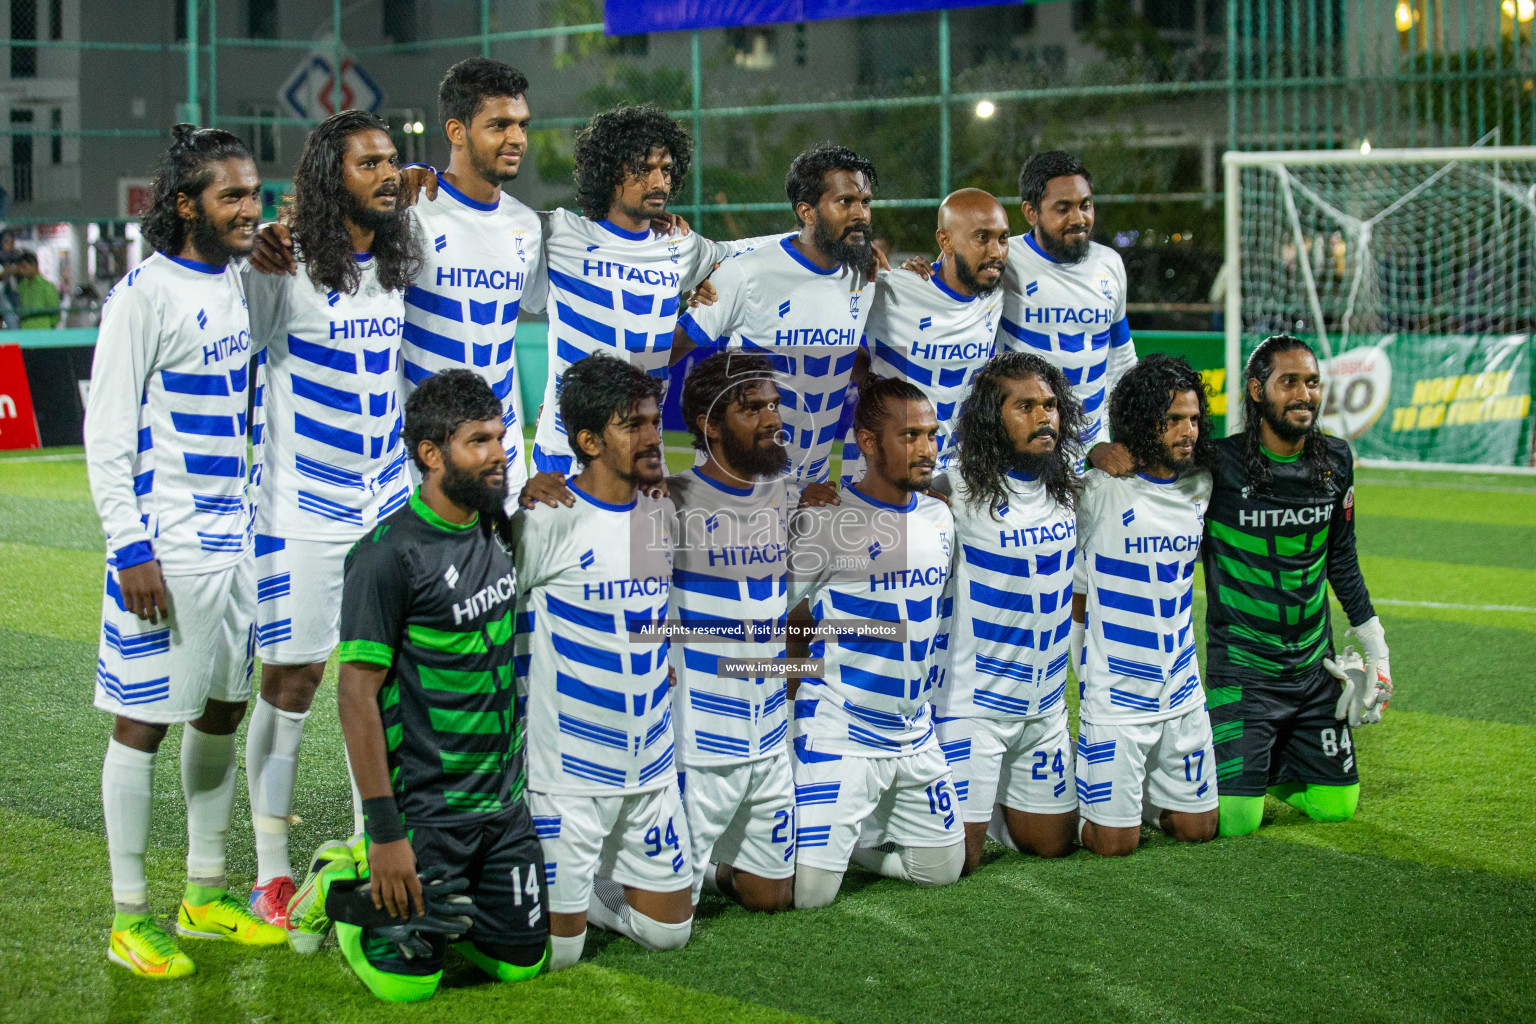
{"left": 305, "top": 369, "right": 549, "bottom": 1001}
{"left": 1202, "top": 336, "right": 1393, "bottom": 838}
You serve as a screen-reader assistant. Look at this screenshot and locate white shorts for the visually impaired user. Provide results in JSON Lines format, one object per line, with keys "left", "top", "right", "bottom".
{"left": 528, "top": 784, "right": 694, "bottom": 915}
{"left": 254, "top": 534, "right": 349, "bottom": 665}
{"left": 792, "top": 743, "right": 960, "bottom": 873}
{"left": 937, "top": 710, "right": 1076, "bottom": 822}
{"left": 94, "top": 559, "right": 255, "bottom": 724}
{"left": 1075, "top": 708, "right": 1219, "bottom": 828}
{"left": 679, "top": 754, "right": 796, "bottom": 900}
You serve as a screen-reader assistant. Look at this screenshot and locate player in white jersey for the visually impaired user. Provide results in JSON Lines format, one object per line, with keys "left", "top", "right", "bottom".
{"left": 675, "top": 144, "right": 876, "bottom": 488}
{"left": 85, "top": 125, "right": 285, "bottom": 979}
{"left": 251, "top": 61, "right": 542, "bottom": 500}
{"left": 513, "top": 354, "right": 692, "bottom": 968}
{"left": 667, "top": 351, "right": 795, "bottom": 912}
{"left": 1071, "top": 354, "right": 1220, "bottom": 856}
{"left": 520, "top": 105, "right": 774, "bottom": 480}
{"left": 849, "top": 187, "right": 1007, "bottom": 481}
{"left": 996, "top": 152, "right": 1138, "bottom": 475}
{"left": 786, "top": 377, "right": 963, "bottom": 908}
{"left": 931, "top": 352, "right": 1084, "bottom": 874}
{"left": 241, "top": 111, "right": 422, "bottom": 927}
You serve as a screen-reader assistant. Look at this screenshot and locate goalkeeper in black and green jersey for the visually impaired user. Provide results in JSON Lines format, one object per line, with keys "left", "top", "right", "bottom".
{"left": 330, "top": 369, "right": 548, "bottom": 1001}
{"left": 1203, "top": 335, "right": 1393, "bottom": 838}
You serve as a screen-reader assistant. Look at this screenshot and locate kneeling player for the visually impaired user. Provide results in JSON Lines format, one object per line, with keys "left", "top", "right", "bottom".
{"left": 788, "top": 378, "right": 963, "bottom": 907}
{"left": 514, "top": 355, "right": 693, "bottom": 968}
{"left": 671, "top": 352, "right": 796, "bottom": 912}
{"left": 932, "top": 353, "right": 1083, "bottom": 873}
{"left": 1203, "top": 336, "right": 1392, "bottom": 836}
{"left": 335, "top": 370, "right": 548, "bottom": 1001}
{"left": 1072, "top": 355, "right": 1219, "bottom": 856}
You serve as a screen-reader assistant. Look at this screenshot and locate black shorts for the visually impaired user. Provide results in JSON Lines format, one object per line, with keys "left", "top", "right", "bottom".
{"left": 1207, "top": 661, "right": 1360, "bottom": 798}
{"left": 360, "top": 803, "right": 550, "bottom": 977}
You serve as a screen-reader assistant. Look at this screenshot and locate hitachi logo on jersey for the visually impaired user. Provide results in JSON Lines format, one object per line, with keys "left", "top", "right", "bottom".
{"left": 1124, "top": 535, "right": 1201, "bottom": 554}
{"left": 1239, "top": 505, "right": 1334, "bottom": 528}
{"left": 774, "top": 327, "right": 857, "bottom": 345}
{"left": 707, "top": 543, "right": 786, "bottom": 567}
{"left": 202, "top": 330, "right": 251, "bottom": 365}
{"left": 451, "top": 573, "right": 515, "bottom": 625}
{"left": 583, "top": 576, "right": 671, "bottom": 600}
{"left": 912, "top": 339, "right": 994, "bottom": 361}
{"left": 330, "top": 316, "right": 404, "bottom": 340}
{"left": 999, "top": 521, "right": 1075, "bottom": 547}
{"left": 436, "top": 267, "right": 526, "bottom": 291}
{"left": 580, "top": 260, "right": 680, "bottom": 287}
{"left": 869, "top": 565, "right": 949, "bottom": 590}
{"left": 1017, "top": 307, "right": 1112, "bottom": 325}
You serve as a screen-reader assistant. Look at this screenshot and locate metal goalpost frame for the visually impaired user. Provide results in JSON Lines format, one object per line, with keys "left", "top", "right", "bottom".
{"left": 1222, "top": 144, "right": 1536, "bottom": 473}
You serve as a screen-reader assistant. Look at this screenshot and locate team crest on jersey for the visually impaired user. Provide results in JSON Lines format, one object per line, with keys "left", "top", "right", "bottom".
{"left": 513, "top": 230, "right": 527, "bottom": 263}
{"left": 849, "top": 290, "right": 862, "bottom": 318}
{"left": 1344, "top": 485, "right": 1354, "bottom": 522}
{"left": 1096, "top": 270, "right": 1115, "bottom": 303}
{"left": 666, "top": 239, "right": 682, "bottom": 264}
{"left": 938, "top": 527, "right": 951, "bottom": 561}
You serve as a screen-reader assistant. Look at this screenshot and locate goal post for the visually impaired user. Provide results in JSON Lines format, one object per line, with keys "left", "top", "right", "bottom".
{"left": 1222, "top": 146, "right": 1536, "bottom": 473}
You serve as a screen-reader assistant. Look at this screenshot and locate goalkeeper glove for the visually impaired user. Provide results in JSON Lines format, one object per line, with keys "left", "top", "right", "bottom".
{"left": 1348, "top": 615, "right": 1392, "bottom": 724}
{"left": 326, "top": 864, "right": 476, "bottom": 960}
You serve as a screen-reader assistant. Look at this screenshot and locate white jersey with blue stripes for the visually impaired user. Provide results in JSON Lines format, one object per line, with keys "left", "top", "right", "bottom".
{"left": 998, "top": 234, "right": 1136, "bottom": 449}
{"left": 526, "top": 210, "right": 770, "bottom": 475}
{"left": 513, "top": 484, "right": 677, "bottom": 795}
{"left": 677, "top": 236, "right": 870, "bottom": 485}
{"left": 933, "top": 469, "right": 1076, "bottom": 721}
{"left": 400, "top": 175, "right": 542, "bottom": 493}
{"left": 667, "top": 468, "right": 792, "bottom": 768}
{"left": 787, "top": 486, "right": 953, "bottom": 757}
{"left": 84, "top": 252, "right": 254, "bottom": 574}
{"left": 1073, "top": 468, "right": 1212, "bottom": 725}
{"left": 246, "top": 254, "right": 410, "bottom": 541}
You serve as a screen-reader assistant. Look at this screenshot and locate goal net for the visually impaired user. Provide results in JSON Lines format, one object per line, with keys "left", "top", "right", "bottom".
{"left": 1223, "top": 146, "right": 1536, "bottom": 471}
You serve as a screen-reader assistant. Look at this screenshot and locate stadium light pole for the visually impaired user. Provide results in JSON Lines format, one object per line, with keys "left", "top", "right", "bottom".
{"left": 938, "top": 10, "right": 951, "bottom": 199}
{"left": 179, "top": 0, "right": 199, "bottom": 124}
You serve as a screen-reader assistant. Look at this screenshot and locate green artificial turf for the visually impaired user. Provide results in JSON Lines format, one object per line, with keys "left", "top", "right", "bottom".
{"left": 0, "top": 450, "right": 1532, "bottom": 1023}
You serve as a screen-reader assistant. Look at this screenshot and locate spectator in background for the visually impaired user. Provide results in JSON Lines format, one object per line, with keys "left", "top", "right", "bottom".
{"left": 15, "top": 253, "right": 61, "bottom": 329}
{"left": 0, "top": 230, "right": 20, "bottom": 329}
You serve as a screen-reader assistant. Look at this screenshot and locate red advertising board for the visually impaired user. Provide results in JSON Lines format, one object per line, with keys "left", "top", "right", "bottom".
{"left": 0, "top": 343, "right": 42, "bottom": 449}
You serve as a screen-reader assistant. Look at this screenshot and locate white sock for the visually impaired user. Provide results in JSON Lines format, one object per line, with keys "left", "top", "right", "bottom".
{"left": 1077, "top": 816, "right": 1089, "bottom": 847}
{"left": 987, "top": 806, "right": 1020, "bottom": 852}
{"left": 585, "top": 877, "right": 631, "bottom": 934}
{"left": 103, "top": 739, "right": 155, "bottom": 913}
{"left": 246, "top": 697, "right": 308, "bottom": 883}
{"left": 180, "top": 724, "right": 236, "bottom": 888}
{"left": 548, "top": 930, "right": 586, "bottom": 971}
{"left": 701, "top": 861, "right": 724, "bottom": 896}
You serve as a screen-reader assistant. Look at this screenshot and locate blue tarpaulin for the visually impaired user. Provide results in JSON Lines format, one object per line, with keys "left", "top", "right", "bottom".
{"left": 605, "top": 0, "right": 1008, "bottom": 35}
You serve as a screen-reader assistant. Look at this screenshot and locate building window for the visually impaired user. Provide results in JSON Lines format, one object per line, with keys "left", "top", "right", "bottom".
{"left": 383, "top": 0, "right": 417, "bottom": 45}
{"left": 49, "top": 0, "right": 62, "bottom": 41}
{"left": 12, "top": 0, "right": 37, "bottom": 78}
{"left": 1144, "top": 0, "right": 1198, "bottom": 32}
{"left": 248, "top": 0, "right": 278, "bottom": 40}
{"left": 174, "top": 0, "right": 187, "bottom": 42}
{"left": 50, "top": 107, "right": 61, "bottom": 165}
{"left": 12, "top": 110, "right": 34, "bottom": 203}
{"left": 243, "top": 103, "right": 280, "bottom": 165}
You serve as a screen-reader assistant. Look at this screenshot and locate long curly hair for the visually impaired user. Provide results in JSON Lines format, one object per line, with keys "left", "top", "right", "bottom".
{"left": 1241, "top": 334, "right": 1333, "bottom": 492}
{"left": 141, "top": 123, "right": 251, "bottom": 256}
{"left": 1108, "top": 353, "right": 1218, "bottom": 474}
{"left": 956, "top": 351, "right": 1082, "bottom": 516}
{"left": 285, "top": 109, "right": 421, "bottom": 294}
{"left": 572, "top": 104, "right": 692, "bottom": 221}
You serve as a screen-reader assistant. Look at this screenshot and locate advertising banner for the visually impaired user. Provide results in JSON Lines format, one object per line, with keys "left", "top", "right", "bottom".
{"left": 0, "top": 343, "right": 42, "bottom": 450}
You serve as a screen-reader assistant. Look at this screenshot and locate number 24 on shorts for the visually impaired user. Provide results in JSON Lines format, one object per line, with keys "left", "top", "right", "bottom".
{"left": 644, "top": 817, "right": 685, "bottom": 873}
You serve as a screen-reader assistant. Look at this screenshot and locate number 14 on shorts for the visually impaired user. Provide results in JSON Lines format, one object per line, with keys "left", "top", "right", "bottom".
{"left": 508, "top": 863, "right": 544, "bottom": 929}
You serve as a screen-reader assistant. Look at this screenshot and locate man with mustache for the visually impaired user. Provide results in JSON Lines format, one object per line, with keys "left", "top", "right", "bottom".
{"left": 929, "top": 353, "right": 1085, "bottom": 874}
{"left": 1202, "top": 335, "right": 1391, "bottom": 837}
{"left": 666, "top": 351, "right": 796, "bottom": 913}
{"left": 86, "top": 123, "right": 283, "bottom": 979}
{"left": 325, "top": 369, "right": 547, "bottom": 1001}
{"left": 511, "top": 354, "right": 691, "bottom": 968}
{"left": 786, "top": 377, "right": 964, "bottom": 908}
{"left": 1070, "top": 354, "right": 1219, "bottom": 856}
{"left": 675, "top": 144, "right": 877, "bottom": 488}
{"left": 241, "top": 110, "right": 423, "bottom": 928}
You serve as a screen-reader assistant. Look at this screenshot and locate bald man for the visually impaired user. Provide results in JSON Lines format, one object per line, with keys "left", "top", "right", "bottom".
{"left": 840, "top": 188, "right": 1008, "bottom": 482}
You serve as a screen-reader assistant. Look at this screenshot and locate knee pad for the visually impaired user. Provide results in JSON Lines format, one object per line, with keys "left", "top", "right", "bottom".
{"left": 1274, "top": 782, "right": 1358, "bottom": 822}
{"left": 454, "top": 940, "right": 547, "bottom": 983}
{"left": 793, "top": 865, "right": 845, "bottom": 909}
{"left": 1218, "top": 795, "right": 1265, "bottom": 837}
{"left": 627, "top": 909, "right": 692, "bottom": 952}
{"left": 336, "top": 921, "right": 442, "bottom": 1003}
{"left": 901, "top": 842, "right": 965, "bottom": 888}
{"left": 548, "top": 930, "right": 585, "bottom": 971}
